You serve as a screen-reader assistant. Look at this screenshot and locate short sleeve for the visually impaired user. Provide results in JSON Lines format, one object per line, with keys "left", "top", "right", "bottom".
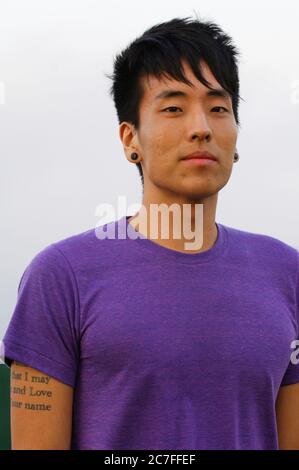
{"left": 280, "top": 250, "right": 299, "bottom": 386}
{"left": 1, "top": 243, "right": 80, "bottom": 387}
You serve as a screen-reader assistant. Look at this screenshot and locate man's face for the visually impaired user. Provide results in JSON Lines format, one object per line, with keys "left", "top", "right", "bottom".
{"left": 124, "top": 59, "right": 238, "bottom": 201}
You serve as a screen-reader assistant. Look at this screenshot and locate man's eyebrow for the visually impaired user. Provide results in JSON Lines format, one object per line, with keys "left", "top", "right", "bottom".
{"left": 154, "top": 87, "right": 231, "bottom": 101}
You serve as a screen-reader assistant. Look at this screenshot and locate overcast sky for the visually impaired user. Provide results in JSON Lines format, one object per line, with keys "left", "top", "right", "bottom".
{"left": 1, "top": 0, "right": 298, "bottom": 337}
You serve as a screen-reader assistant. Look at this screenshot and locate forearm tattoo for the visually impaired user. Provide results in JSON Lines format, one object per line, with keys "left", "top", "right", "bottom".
{"left": 11, "top": 361, "right": 53, "bottom": 411}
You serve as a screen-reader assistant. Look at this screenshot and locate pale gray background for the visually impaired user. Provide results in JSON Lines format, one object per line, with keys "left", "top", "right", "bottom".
{"left": 1, "top": 0, "right": 299, "bottom": 338}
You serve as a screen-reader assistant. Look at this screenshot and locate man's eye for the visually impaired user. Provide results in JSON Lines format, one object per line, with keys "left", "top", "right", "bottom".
{"left": 162, "top": 106, "right": 182, "bottom": 113}
{"left": 212, "top": 107, "right": 228, "bottom": 113}
{"left": 162, "top": 106, "right": 228, "bottom": 113}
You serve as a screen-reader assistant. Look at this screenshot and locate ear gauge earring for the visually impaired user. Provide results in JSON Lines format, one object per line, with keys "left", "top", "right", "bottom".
{"left": 130, "top": 152, "right": 139, "bottom": 161}
{"left": 234, "top": 151, "right": 240, "bottom": 163}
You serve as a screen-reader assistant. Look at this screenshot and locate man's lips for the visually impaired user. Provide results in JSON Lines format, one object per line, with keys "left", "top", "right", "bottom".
{"left": 181, "top": 151, "right": 217, "bottom": 161}
{"left": 181, "top": 151, "right": 218, "bottom": 166}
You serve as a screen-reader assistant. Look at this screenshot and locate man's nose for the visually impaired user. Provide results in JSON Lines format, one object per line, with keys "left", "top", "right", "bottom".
{"left": 187, "top": 111, "right": 212, "bottom": 141}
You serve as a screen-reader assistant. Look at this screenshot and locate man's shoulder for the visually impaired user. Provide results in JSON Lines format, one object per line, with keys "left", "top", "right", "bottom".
{"left": 222, "top": 223, "right": 298, "bottom": 266}
{"left": 51, "top": 218, "right": 126, "bottom": 264}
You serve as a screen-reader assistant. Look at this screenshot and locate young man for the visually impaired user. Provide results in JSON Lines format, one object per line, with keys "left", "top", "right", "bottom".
{"left": 2, "top": 16, "right": 299, "bottom": 450}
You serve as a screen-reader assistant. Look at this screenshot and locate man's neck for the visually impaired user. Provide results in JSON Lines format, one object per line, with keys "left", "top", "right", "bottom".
{"left": 127, "top": 195, "right": 218, "bottom": 254}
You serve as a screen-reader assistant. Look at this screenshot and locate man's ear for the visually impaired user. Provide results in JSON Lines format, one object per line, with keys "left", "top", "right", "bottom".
{"left": 119, "top": 122, "right": 137, "bottom": 148}
{"left": 119, "top": 122, "right": 141, "bottom": 163}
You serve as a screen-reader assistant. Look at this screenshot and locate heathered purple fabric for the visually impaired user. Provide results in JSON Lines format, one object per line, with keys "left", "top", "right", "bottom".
{"left": 2, "top": 215, "right": 299, "bottom": 450}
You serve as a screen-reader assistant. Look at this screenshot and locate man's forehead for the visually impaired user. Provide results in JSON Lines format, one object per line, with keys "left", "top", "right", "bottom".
{"left": 141, "top": 60, "right": 222, "bottom": 100}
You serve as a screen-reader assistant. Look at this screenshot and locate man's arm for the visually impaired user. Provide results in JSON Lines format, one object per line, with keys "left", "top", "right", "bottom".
{"left": 10, "top": 360, "right": 74, "bottom": 450}
{"left": 275, "top": 382, "right": 299, "bottom": 449}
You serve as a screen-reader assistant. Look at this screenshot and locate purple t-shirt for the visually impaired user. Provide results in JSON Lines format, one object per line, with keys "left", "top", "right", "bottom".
{"left": 2, "top": 215, "right": 299, "bottom": 450}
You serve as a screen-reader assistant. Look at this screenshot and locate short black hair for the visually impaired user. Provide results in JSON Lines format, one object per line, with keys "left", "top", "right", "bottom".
{"left": 106, "top": 13, "right": 242, "bottom": 189}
